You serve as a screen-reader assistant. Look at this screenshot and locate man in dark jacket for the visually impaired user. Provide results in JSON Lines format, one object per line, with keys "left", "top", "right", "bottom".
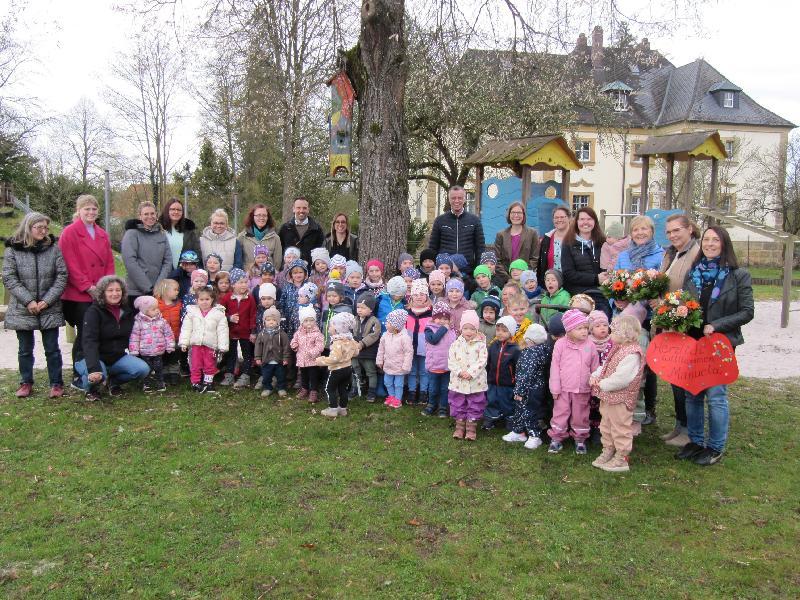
{"left": 278, "top": 197, "right": 325, "bottom": 265}
{"left": 428, "top": 186, "right": 485, "bottom": 272}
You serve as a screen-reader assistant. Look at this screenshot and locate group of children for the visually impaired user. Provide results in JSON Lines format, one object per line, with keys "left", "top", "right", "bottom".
{"left": 125, "top": 244, "right": 651, "bottom": 472}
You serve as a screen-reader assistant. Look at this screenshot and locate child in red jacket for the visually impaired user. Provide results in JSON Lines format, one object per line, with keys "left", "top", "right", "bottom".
{"left": 219, "top": 268, "right": 257, "bottom": 388}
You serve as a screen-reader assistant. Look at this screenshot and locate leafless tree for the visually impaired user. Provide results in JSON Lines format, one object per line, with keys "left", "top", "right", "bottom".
{"left": 56, "top": 97, "right": 118, "bottom": 186}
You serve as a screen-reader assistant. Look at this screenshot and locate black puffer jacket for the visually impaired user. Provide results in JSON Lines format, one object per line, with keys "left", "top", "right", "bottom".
{"left": 486, "top": 339, "right": 520, "bottom": 387}
{"left": 82, "top": 302, "right": 135, "bottom": 374}
{"left": 428, "top": 211, "right": 485, "bottom": 270}
{"left": 560, "top": 238, "right": 603, "bottom": 295}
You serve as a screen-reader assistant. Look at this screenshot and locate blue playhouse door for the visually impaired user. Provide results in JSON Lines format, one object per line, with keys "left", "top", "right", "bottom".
{"left": 481, "top": 177, "right": 568, "bottom": 243}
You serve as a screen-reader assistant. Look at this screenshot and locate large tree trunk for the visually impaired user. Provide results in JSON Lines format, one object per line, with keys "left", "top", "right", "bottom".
{"left": 353, "top": 0, "right": 409, "bottom": 269}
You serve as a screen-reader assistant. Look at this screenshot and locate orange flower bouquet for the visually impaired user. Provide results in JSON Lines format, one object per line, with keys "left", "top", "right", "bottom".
{"left": 628, "top": 268, "right": 671, "bottom": 301}
{"left": 601, "top": 269, "right": 633, "bottom": 301}
{"left": 651, "top": 290, "right": 703, "bottom": 333}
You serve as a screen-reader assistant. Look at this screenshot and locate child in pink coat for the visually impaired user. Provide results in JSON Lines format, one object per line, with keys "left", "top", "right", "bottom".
{"left": 129, "top": 295, "right": 176, "bottom": 393}
{"left": 376, "top": 309, "right": 413, "bottom": 408}
{"left": 547, "top": 309, "right": 600, "bottom": 455}
{"left": 290, "top": 305, "right": 325, "bottom": 403}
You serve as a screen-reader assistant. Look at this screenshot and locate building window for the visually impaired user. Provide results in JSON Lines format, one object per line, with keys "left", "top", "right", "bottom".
{"left": 614, "top": 90, "right": 630, "bottom": 111}
{"left": 630, "top": 194, "right": 641, "bottom": 215}
{"left": 724, "top": 140, "right": 735, "bottom": 160}
{"left": 575, "top": 141, "right": 591, "bottom": 162}
{"left": 723, "top": 91, "right": 734, "bottom": 108}
{"left": 465, "top": 191, "right": 476, "bottom": 214}
{"left": 572, "top": 194, "right": 591, "bottom": 212}
{"left": 630, "top": 142, "right": 643, "bottom": 165}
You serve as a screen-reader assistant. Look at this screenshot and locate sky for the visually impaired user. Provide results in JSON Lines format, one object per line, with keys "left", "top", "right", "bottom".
{"left": 5, "top": 0, "right": 800, "bottom": 175}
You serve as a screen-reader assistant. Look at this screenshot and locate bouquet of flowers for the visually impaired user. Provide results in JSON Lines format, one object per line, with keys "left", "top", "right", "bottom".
{"left": 651, "top": 290, "right": 703, "bottom": 333}
{"left": 627, "top": 268, "right": 671, "bottom": 301}
{"left": 601, "top": 269, "right": 633, "bottom": 301}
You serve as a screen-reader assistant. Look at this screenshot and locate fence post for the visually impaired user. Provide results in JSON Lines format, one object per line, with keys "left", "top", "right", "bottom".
{"left": 183, "top": 178, "right": 189, "bottom": 219}
{"left": 104, "top": 170, "right": 111, "bottom": 233}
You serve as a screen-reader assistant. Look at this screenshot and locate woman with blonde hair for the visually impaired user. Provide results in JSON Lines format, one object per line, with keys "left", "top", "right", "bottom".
{"left": 121, "top": 200, "right": 173, "bottom": 309}
{"left": 200, "top": 208, "right": 243, "bottom": 271}
{"left": 58, "top": 194, "right": 115, "bottom": 385}
{"left": 3, "top": 212, "right": 69, "bottom": 398}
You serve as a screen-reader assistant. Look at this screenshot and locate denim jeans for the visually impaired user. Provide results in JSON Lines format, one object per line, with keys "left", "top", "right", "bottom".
{"left": 484, "top": 384, "right": 516, "bottom": 426}
{"left": 426, "top": 371, "right": 450, "bottom": 410}
{"left": 685, "top": 384, "right": 729, "bottom": 452}
{"left": 260, "top": 363, "right": 287, "bottom": 391}
{"left": 384, "top": 373, "right": 406, "bottom": 399}
{"left": 671, "top": 384, "right": 688, "bottom": 428}
{"left": 17, "top": 328, "right": 63, "bottom": 386}
{"left": 406, "top": 355, "right": 429, "bottom": 393}
{"left": 74, "top": 354, "right": 151, "bottom": 390}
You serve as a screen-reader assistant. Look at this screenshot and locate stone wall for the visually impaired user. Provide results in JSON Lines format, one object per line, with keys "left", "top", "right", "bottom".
{"left": 732, "top": 240, "right": 785, "bottom": 267}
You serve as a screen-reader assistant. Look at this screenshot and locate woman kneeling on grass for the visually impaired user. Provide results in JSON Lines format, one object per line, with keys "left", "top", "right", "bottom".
{"left": 75, "top": 276, "right": 152, "bottom": 401}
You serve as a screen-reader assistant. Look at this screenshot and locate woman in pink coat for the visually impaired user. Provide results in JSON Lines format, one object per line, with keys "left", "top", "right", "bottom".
{"left": 58, "top": 194, "right": 115, "bottom": 382}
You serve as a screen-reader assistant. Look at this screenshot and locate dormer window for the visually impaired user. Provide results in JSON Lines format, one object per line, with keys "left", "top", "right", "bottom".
{"left": 709, "top": 80, "right": 741, "bottom": 109}
{"left": 723, "top": 92, "right": 734, "bottom": 108}
{"left": 600, "top": 80, "right": 633, "bottom": 112}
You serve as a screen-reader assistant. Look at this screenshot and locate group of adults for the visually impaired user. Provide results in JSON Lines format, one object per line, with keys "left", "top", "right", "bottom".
{"left": 5, "top": 187, "right": 753, "bottom": 463}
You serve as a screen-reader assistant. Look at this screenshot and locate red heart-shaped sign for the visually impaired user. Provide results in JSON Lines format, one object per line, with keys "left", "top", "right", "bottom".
{"left": 646, "top": 332, "right": 739, "bottom": 395}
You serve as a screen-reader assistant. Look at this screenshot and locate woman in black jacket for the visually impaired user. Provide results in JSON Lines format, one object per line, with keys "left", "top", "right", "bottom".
{"left": 559, "top": 207, "right": 610, "bottom": 317}
{"left": 159, "top": 198, "right": 201, "bottom": 271}
{"left": 324, "top": 212, "right": 359, "bottom": 262}
{"left": 675, "top": 226, "right": 754, "bottom": 466}
{"left": 74, "top": 275, "right": 151, "bottom": 401}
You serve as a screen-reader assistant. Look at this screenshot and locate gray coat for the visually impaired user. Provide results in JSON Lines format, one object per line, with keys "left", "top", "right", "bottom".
{"left": 2, "top": 236, "right": 68, "bottom": 330}
{"left": 683, "top": 267, "right": 754, "bottom": 347}
{"left": 121, "top": 219, "right": 173, "bottom": 296}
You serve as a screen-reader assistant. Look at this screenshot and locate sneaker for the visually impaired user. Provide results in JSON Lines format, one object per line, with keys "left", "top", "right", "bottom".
{"left": 220, "top": 373, "right": 235, "bottom": 386}
{"left": 384, "top": 396, "right": 395, "bottom": 407}
{"left": 297, "top": 388, "right": 309, "bottom": 399}
{"left": 600, "top": 455, "right": 630, "bottom": 472}
{"left": 261, "top": 389, "right": 273, "bottom": 397}
{"left": 85, "top": 385, "right": 102, "bottom": 402}
{"left": 482, "top": 419, "right": 496, "bottom": 431}
{"left": 15, "top": 383, "right": 33, "bottom": 398}
{"left": 277, "top": 389, "right": 287, "bottom": 398}
{"left": 153, "top": 381, "right": 167, "bottom": 392}
{"left": 253, "top": 378, "right": 263, "bottom": 390}
{"left": 665, "top": 432, "right": 691, "bottom": 447}
{"left": 366, "top": 392, "right": 376, "bottom": 403}
{"left": 70, "top": 376, "right": 84, "bottom": 392}
{"left": 389, "top": 396, "right": 402, "bottom": 409}
{"left": 591, "top": 448, "right": 616, "bottom": 468}
{"left": 524, "top": 436, "right": 543, "bottom": 450}
{"left": 308, "top": 391, "right": 319, "bottom": 403}
{"left": 502, "top": 431, "right": 528, "bottom": 443}
{"left": 49, "top": 385, "right": 64, "bottom": 399}
{"left": 421, "top": 405, "right": 435, "bottom": 416}
{"left": 337, "top": 407, "right": 348, "bottom": 416}
{"left": 642, "top": 411, "right": 656, "bottom": 426}
{"left": 108, "top": 385, "right": 123, "bottom": 397}
{"left": 233, "top": 373, "right": 250, "bottom": 389}
{"left": 202, "top": 383, "right": 219, "bottom": 395}
{"left": 660, "top": 426, "right": 681, "bottom": 441}
{"left": 675, "top": 442, "right": 706, "bottom": 460}
{"left": 692, "top": 448, "right": 723, "bottom": 466}
{"left": 320, "top": 407, "right": 340, "bottom": 418}
{"left": 548, "top": 441, "right": 563, "bottom": 454}
{"left": 437, "top": 408, "right": 449, "bottom": 418}
{"left": 192, "top": 383, "right": 205, "bottom": 393}
{"left": 575, "top": 442, "right": 588, "bottom": 455}
{"left": 142, "top": 381, "right": 153, "bottom": 393}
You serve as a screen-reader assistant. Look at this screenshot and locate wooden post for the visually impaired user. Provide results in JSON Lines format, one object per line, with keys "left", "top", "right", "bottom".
{"left": 640, "top": 156, "right": 649, "bottom": 213}
{"left": 561, "top": 168, "right": 570, "bottom": 205}
{"left": 521, "top": 165, "right": 531, "bottom": 207}
{"left": 475, "top": 165, "right": 484, "bottom": 215}
{"left": 709, "top": 157, "right": 719, "bottom": 225}
{"left": 666, "top": 154, "right": 675, "bottom": 209}
{"left": 682, "top": 156, "right": 695, "bottom": 211}
{"left": 782, "top": 239, "right": 793, "bottom": 328}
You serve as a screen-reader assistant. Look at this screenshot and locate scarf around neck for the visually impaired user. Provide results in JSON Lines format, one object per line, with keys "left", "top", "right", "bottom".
{"left": 628, "top": 238, "right": 659, "bottom": 268}
{"left": 691, "top": 257, "right": 729, "bottom": 304}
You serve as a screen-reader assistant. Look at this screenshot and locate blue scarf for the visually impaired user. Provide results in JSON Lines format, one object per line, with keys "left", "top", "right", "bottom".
{"left": 253, "top": 225, "right": 268, "bottom": 242}
{"left": 628, "top": 238, "right": 658, "bottom": 269}
{"left": 690, "top": 257, "right": 729, "bottom": 304}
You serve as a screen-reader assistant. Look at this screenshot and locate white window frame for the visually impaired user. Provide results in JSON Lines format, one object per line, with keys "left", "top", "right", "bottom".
{"left": 723, "top": 91, "right": 734, "bottom": 108}
{"left": 614, "top": 90, "right": 629, "bottom": 111}
{"left": 630, "top": 194, "right": 641, "bottom": 215}
{"left": 725, "top": 140, "right": 735, "bottom": 159}
{"left": 575, "top": 141, "right": 591, "bottom": 162}
{"left": 572, "top": 194, "right": 590, "bottom": 212}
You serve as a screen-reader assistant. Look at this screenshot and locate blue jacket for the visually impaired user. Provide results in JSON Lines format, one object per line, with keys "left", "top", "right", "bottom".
{"left": 615, "top": 244, "right": 665, "bottom": 271}
{"left": 376, "top": 292, "right": 406, "bottom": 332}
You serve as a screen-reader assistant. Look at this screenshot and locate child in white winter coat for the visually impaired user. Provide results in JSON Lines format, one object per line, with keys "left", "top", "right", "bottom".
{"left": 376, "top": 308, "right": 413, "bottom": 409}
{"left": 179, "top": 287, "right": 229, "bottom": 393}
{"left": 447, "top": 309, "right": 488, "bottom": 441}
{"left": 129, "top": 295, "right": 175, "bottom": 393}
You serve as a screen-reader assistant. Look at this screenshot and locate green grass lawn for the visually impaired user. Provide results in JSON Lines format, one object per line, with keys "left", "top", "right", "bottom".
{"left": 1, "top": 374, "right": 798, "bottom": 598}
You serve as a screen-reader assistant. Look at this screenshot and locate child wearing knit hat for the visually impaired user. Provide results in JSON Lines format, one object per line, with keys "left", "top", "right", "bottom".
{"left": 422, "top": 301, "right": 458, "bottom": 417}
{"left": 445, "top": 278, "right": 472, "bottom": 333}
{"left": 352, "top": 293, "right": 382, "bottom": 402}
{"left": 219, "top": 267, "right": 258, "bottom": 389}
{"left": 404, "top": 278, "right": 432, "bottom": 406}
{"left": 248, "top": 244, "right": 271, "bottom": 290}
{"left": 547, "top": 309, "right": 600, "bottom": 454}
{"left": 418, "top": 248, "right": 437, "bottom": 278}
{"left": 321, "top": 280, "right": 352, "bottom": 350}
{"left": 290, "top": 305, "right": 324, "bottom": 403}
{"left": 376, "top": 276, "right": 407, "bottom": 333}
{"left": 483, "top": 315, "right": 521, "bottom": 431}
{"left": 587, "top": 309, "right": 612, "bottom": 444}
{"left": 376, "top": 309, "right": 413, "bottom": 408}
{"left": 471, "top": 265, "right": 502, "bottom": 308}
{"left": 310, "top": 247, "right": 331, "bottom": 300}
{"left": 180, "top": 269, "right": 210, "bottom": 322}
{"left": 364, "top": 259, "right": 386, "bottom": 297}
{"left": 254, "top": 306, "right": 291, "bottom": 398}
{"left": 343, "top": 261, "right": 368, "bottom": 308}
{"left": 397, "top": 252, "right": 414, "bottom": 275}
{"left": 427, "top": 270, "right": 446, "bottom": 304}
{"left": 540, "top": 269, "right": 571, "bottom": 325}
{"left": 129, "top": 295, "right": 175, "bottom": 393}
{"left": 277, "top": 258, "right": 310, "bottom": 389}
{"left": 316, "top": 312, "right": 361, "bottom": 417}
{"left": 447, "top": 309, "right": 488, "bottom": 441}
{"left": 508, "top": 259, "right": 529, "bottom": 282}
{"left": 479, "top": 294, "right": 501, "bottom": 343}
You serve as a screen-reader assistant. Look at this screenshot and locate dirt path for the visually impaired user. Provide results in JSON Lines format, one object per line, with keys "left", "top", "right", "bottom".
{"left": 1, "top": 300, "right": 797, "bottom": 379}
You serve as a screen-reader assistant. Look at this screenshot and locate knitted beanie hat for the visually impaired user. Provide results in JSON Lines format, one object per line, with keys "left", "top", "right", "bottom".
{"left": 356, "top": 293, "right": 377, "bottom": 312}
{"left": 284, "top": 246, "right": 301, "bottom": 260}
{"left": 480, "top": 294, "right": 501, "bottom": 317}
{"left": 311, "top": 247, "right": 331, "bottom": 267}
{"left": 473, "top": 265, "right": 491, "bottom": 278}
{"left": 260, "top": 262, "right": 276, "bottom": 274}
{"left": 435, "top": 253, "right": 453, "bottom": 268}
{"left": 191, "top": 269, "right": 209, "bottom": 285}
{"left": 287, "top": 259, "right": 308, "bottom": 275}
{"left": 445, "top": 278, "right": 464, "bottom": 293}
{"left": 386, "top": 275, "right": 407, "bottom": 297}
{"left": 520, "top": 270, "right": 537, "bottom": 286}
{"left": 450, "top": 254, "right": 468, "bottom": 271}
{"left": 385, "top": 309, "right": 408, "bottom": 331}
{"left": 179, "top": 250, "right": 199, "bottom": 264}
{"left": 298, "top": 281, "right": 318, "bottom": 300}
{"left": 548, "top": 313, "right": 566, "bottom": 337}
{"left": 326, "top": 280, "right": 346, "bottom": 299}
{"left": 431, "top": 301, "right": 451, "bottom": 319}
{"left": 366, "top": 258, "right": 385, "bottom": 273}
{"left": 253, "top": 244, "right": 270, "bottom": 258}
{"left": 459, "top": 309, "right": 480, "bottom": 331}
{"left": 258, "top": 283, "right": 277, "bottom": 299}
{"left": 402, "top": 267, "right": 420, "bottom": 280}
{"left": 544, "top": 268, "right": 563, "bottom": 288}
{"left": 509, "top": 259, "right": 528, "bottom": 272}
{"left": 262, "top": 306, "right": 281, "bottom": 322}
{"left": 428, "top": 270, "right": 446, "bottom": 285}
{"left": 419, "top": 248, "right": 437, "bottom": 263}
{"left": 397, "top": 252, "right": 414, "bottom": 268}
{"left": 331, "top": 311, "right": 355, "bottom": 334}
{"left": 229, "top": 268, "right": 247, "bottom": 284}
{"left": 588, "top": 309, "right": 609, "bottom": 327}
{"left": 298, "top": 305, "right": 317, "bottom": 323}
{"left": 496, "top": 315, "right": 518, "bottom": 336}
{"left": 524, "top": 323, "right": 548, "bottom": 345}
{"left": 330, "top": 254, "right": 347, "bottom": 269}
{"left": 133, "top": 295, "right": 157, "bottom": 312}
{"left": 562, "top": 308, "right": 589, "bottom": 332}
{"left": 605, "top": 221, "right": 625, "bottom": 238}
{"left": 410, "top": 278, "right": 429, "bottom": 297}
{"left": 480, "top": 251, "right": 498, "bottom": 265}
{"left": 345, "top": 260, "right": 363, "bottom": 277}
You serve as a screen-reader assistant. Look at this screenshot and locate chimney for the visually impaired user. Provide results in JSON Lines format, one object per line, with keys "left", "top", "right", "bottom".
{"left": 591, "top": 25, "right": 604, "bottom": 69}
{"left": 575, "top": 32, "right": 588, "bottom": 53}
